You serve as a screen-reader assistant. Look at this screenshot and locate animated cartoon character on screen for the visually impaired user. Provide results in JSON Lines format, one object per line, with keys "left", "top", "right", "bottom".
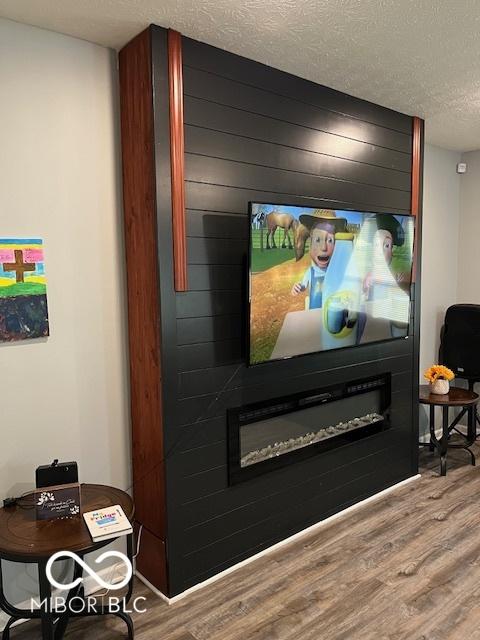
{"left": 363, "top": 213, "right": 405, "bottom": 298}
{"left": 363, "top": 213, "right": 411, "bottom": 337}
{"left": 290, "top": 210, "right": 347, "bottom": 310}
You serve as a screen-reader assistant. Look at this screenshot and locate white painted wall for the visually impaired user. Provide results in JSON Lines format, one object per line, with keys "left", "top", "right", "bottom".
{"left": 457, "top": 150, "right": 480, "bottom": 302}
{"left": 454, "top": 150, "right": 480, "bottom": 403}
{"left": 419, "top": 144, "right": 461, "bottom": 436}
{"left": 0, "top": 17, "right": 130, "bottom": 614}
{"left": 420, "top": 144, "right": 461, "bottom": 376}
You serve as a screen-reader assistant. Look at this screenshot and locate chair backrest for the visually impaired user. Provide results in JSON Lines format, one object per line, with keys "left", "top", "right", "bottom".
{"left": 439, "top": 304, "right": 480, "bottom": 379}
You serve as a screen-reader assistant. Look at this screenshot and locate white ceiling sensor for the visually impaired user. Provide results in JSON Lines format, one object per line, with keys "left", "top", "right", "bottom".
{"left": 456, "top": 163, "right": 467, "bottom": 174}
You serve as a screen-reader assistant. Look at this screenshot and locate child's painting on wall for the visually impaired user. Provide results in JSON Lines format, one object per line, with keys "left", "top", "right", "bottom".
{"left": 249, "top": 204, "right": 414, "bottom": 365}
{"left": 0, "top": 238, "right": 49, "bottom": 342}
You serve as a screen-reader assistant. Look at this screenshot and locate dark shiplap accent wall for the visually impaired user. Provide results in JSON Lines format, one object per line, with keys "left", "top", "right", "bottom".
{"left": 150, "top": 27, "right": 420, "bottom": 596}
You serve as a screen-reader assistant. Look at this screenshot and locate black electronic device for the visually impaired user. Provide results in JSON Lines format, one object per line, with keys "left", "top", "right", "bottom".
{"left": 35, "top": 459, "right": 79, "bottom": 489}
{"left": 439, "top": 304, "right": 480, "bottom": 379}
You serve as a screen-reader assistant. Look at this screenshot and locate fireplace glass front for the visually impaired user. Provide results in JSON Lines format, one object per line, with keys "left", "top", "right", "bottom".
{"left": 228, "top": 374, "right": 390, "bottom": 484}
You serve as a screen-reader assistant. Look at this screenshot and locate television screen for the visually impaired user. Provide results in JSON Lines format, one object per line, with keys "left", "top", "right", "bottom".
{"left": 248, "top": 203, "right": 415, "bottom": 366}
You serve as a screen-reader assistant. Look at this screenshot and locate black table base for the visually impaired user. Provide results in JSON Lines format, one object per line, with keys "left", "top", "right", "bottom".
{"left": 0, "top": 534, "right": 134, "bottom": 640}
{"left": 422, "top": 403, "right": 477, "bottom": 476}
{"left": 454, "top": 379, "right": 480, "bottom": 436}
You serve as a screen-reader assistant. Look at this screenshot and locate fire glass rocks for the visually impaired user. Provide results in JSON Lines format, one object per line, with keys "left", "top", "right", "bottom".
{"left": 240, "top": 412, "right": 383, "bottom": 467}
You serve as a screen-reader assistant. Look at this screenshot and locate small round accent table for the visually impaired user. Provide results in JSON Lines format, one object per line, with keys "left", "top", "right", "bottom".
{"left": 0, "top": 483, "right": 134, "bottom": 640}
{"left": 419, "top": 385, "right": 479, "bottom": 476}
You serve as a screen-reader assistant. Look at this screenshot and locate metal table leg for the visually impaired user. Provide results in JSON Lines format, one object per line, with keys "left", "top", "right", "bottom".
{"left": 440, "top": 406, "right": 449, "bottom": 476}
{"left": 53, "top": 556, "right": 85, "bottom": 640}
{"left": 125, "top": 533, "right": 134, "bottom": 605}
{"left": 0, "top": 558, "right": 44, "bottom": 639}
{"left": 466, "top": 405, "right": 477, "bottom": 466}
{"left": 429, "top": 405, "right": 435, "bottom": 451}
{"left": 1, "top": 616, "right": 15, "bottom": 640}
{"left": 115, "top": 533, "right": 134, "bottom": 639}
{"left": 427, "top": 405, "right": 447, "bottom": 475}
{"left": 38, "top": 559, "right": 54, "bottom": 640}
{"left": 444, "top": 401, "right": 477, "bottom": 467}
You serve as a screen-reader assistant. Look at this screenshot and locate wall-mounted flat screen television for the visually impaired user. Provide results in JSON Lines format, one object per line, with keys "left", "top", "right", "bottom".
{"left": 248, "top": 203, "right": 415, "bottom": 366}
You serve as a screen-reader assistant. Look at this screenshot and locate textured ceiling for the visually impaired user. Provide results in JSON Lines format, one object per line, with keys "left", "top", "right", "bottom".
{"left": 1, "top": 0, "right": 480, "bottom": 151}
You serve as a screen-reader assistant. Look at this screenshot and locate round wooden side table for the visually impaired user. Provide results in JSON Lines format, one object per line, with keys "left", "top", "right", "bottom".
{"left": 0, "top": 483, "right": 134, "bottom": 640}
{"left": 419, "top": 385, "right": 479, "bottom": 476}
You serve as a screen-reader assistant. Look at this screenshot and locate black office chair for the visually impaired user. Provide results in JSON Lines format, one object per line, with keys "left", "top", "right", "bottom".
{"left": 439, "top": 304, "right": 480, "bottom": 435}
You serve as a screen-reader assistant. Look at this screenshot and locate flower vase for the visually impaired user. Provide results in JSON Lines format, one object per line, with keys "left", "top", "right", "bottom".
{"left": 431, "top": 379, "right": 450, "bottom": 395}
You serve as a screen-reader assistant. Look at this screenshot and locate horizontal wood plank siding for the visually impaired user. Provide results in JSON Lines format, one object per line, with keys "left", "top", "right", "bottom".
{"left": 185, "top": 181, "right": 409, "bottom": 217}
{"left": 149, "top": 26, "right": 420, "bottom": 596}
{"left": 185, "top": 154, "right": 411, "bottom": 211}
{"left": 180, "top": 37, "right": 413, "bottom": 134}
{"left": 179, "top": 438, "right": 411, "bottom": 546}
{"left": 182, "top": 452, "right": 412, "bottom": 584}
{"left": 183, "top": 66, "right": 412, "bottom": 153}
{"left": 183, "top": 127, "right": 412, "bottom": 191}
{"left": 184, "top": 97, "right": 411, "bottom": 173}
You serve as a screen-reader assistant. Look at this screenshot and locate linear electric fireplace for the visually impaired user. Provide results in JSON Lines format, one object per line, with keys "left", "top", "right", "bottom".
{"left": 228, "top": 374, "right": 391, "bottom": 484}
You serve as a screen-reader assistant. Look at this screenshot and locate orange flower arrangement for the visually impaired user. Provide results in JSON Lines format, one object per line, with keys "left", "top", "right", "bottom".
{"left": 424, "top": 364, "right": 454, "bottom": 383}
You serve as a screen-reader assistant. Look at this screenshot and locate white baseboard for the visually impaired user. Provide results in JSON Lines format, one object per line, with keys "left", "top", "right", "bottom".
{"left": 137, "top": 473, "right": 421, "bottom": 605}
{"left": 135, "top": 572, "right": 171, "bottom": 604}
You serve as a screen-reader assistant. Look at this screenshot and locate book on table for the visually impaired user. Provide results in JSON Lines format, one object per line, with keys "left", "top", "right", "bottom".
{"left": 83, "top": 505, "right": 132, "bottom": 542}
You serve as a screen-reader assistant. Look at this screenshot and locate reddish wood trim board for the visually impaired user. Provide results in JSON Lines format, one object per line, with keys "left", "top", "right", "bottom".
{"left": 168, "top": 29, "right": 187, "bottom": 291}
{"left": 411, "top": 116, "right": 423, "bottom": 282}
{"left": 411, "top": 116, "right": 422, "bottom": 216}
{"left": 135, "top": 525, "right": 168, "bottom": 593}
{"left": 119, "top": 28, "right": 168, "bottom": 593}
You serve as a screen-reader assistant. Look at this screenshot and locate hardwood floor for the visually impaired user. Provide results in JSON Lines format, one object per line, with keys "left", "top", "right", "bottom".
{"left": 15, "top": 444, "right": 480, "bottom": 639}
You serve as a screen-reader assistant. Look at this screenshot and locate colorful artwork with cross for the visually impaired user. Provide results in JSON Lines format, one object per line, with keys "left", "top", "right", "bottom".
{"left": 0, "top": 238, "right": 49, "bottom": 341}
